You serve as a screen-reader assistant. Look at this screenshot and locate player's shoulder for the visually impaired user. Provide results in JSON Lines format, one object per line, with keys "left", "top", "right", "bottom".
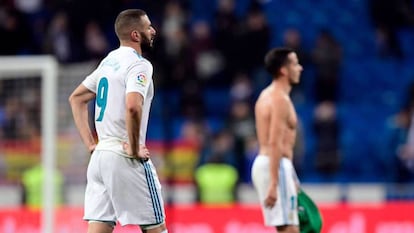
{"left": 136, "top": 56, "right": 152, "bottom": 68}
{"left": 257, "top": 87, "right": 289, "bottom": 108}
{"left": 123, "top": 49, "right": 152, "bottom": 67}
{"left": 131, "top": 55, "right": 154, "bottom": 77}
{"left": 130, "top": 57, "right": 152, "bottom": 75}
{"left": 255, "top": 88, "right": 271, "bottom": 109}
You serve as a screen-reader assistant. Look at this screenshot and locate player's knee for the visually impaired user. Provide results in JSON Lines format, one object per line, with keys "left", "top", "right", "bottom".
{"left": 140, "top": 222, "right": 167, "bottom": 233}
{"left": 276, "top": 225, "right": 299, "bottom": 233}
{"left": 88, "top": 220, "right": 116, "bottom": 228}
{"left": 87, "top": 220, "right": 115, "bottom": 233}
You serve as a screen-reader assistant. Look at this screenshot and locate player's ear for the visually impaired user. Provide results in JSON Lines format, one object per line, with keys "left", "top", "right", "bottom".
{"left": 280, "top": 66, "right": 288, "bottom": 76}
{"left": 131, "top": 30, "right": 140, "bottom": 42}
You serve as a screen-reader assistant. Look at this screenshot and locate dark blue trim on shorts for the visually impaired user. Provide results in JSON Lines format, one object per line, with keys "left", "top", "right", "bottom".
{"left": 142, "top": 161, "right": 163, "bottom": 223}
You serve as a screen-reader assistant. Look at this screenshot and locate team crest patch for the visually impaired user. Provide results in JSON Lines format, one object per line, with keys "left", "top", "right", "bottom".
{"left": 136, "top": 73, "right": 147, "bottom": 86}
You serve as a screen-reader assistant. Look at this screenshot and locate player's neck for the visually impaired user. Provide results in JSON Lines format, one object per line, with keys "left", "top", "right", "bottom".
{"left": 120, "top": 41, "right": 142, "bottom": 55}
{"left": 272, "top": 78, "right": 292, "bottom": 94}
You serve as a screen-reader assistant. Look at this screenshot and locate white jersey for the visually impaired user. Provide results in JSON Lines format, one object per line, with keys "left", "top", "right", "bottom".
{"left": 82, "top": 46, "right": 153, "bottom": 155}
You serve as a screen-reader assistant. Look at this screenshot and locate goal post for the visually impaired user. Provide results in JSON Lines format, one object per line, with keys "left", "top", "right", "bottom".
{"left": 0, "top": 55, "right": 58, "bottom": 233}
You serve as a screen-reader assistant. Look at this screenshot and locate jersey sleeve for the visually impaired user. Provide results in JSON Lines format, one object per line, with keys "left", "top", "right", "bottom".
{"left": 125, "top": 61, "right": 153, "bottom": 98}
{"left": 82, "top": 68, "right": 99, "bottom": 93}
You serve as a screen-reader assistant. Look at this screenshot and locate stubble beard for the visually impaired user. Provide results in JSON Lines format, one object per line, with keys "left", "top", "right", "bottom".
{"left": 140, "top": 32, "right": 154, "bottom": 50}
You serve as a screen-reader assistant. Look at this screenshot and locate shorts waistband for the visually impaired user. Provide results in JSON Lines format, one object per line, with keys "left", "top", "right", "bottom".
{"left": 95, "top": 138, "right": 135, "bottom": 158}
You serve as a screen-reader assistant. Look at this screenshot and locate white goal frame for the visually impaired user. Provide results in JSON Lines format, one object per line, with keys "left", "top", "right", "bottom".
{"left": 0, "top": 55, "right": 58, "bottom": 233}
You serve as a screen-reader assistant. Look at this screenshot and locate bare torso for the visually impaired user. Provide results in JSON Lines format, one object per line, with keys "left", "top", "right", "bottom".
{"left": 255, "top": 84, "right": 297, "bottom": 160}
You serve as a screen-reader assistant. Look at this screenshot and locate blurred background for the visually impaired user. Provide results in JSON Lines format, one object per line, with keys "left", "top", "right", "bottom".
{"left": 0, "top": 0, "right": 414, "bottom": 232}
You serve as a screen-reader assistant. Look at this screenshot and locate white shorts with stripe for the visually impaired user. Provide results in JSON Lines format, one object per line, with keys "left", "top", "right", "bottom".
{"left": 83, "top": 149, "right": 165, "bottom": 226}
{"left": 251, "top": 155, "right": 299, "bottom": 227}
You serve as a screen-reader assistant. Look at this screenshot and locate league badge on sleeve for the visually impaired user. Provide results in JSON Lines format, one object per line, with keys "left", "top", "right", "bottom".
{"left": 136, "top": 73, "right": 147, "bottom": 86}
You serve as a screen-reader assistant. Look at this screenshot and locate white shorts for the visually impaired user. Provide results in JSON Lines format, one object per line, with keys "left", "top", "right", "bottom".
{"left": 84, "top": 150, "right": 165, "bottom": 226}
{"left": 251, "top": 155, "right": 299, "bottom": 227}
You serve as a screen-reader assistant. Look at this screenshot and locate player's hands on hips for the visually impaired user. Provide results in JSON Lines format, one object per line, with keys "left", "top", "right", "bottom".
{"left": 122, "top": 143, "right": 150, "bottom": 161}
{"left": 265, "top": 185, "right": 277, "bottom": 208}
{"left": 137, "top": 145, "right": 150, "bottom": 161}
{"left": 88, "top": 144, "right": 96, "bottom": 155}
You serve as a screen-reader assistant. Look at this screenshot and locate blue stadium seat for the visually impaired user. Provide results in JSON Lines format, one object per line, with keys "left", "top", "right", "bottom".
{"left": 398, "top": 29, "right": 414, "bottom": 58}
{"left": 203, "top": 88, "right": 231, "bottom": 117}
{"left": 147, "top": 117, "right": 165, "bottom": 141}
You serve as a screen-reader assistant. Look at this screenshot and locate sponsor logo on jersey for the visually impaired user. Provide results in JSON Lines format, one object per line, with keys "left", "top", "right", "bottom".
{"left": 136, "top": 73, "right": 147, "bottom": 86}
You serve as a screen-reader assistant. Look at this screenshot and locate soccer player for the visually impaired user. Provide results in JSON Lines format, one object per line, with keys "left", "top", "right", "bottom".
{"left": 251, "top": 47, "right": 303, "bottom": 233}
{"left": 69, "top": 9, "right": 167, "bottom": 233}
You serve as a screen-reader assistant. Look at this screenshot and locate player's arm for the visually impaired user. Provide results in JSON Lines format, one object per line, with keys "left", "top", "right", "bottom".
{"left": 124, "top": 62, "right": 152, "bottom": 159}
{"left": 268, "top": 97, "right": 287, "bottom": 186}
{"left": 69, "top": 84, "right": 97, "bottom": 154}
{"left": 125, "top": 92, "right": 143, "bottom": 157}
{"left": 266, "top": 96, "right": 287, "bottom": 207}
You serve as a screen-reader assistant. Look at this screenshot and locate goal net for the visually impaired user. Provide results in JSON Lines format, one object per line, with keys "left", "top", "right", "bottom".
{"left": 0, "top": 56, "right": 58, "bottom": 233}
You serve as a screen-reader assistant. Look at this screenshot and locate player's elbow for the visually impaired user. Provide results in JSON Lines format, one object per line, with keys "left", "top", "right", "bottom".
{"left": 68, "top": 92, "right": 83, "bottom": 106}
{"left": 125, "top": 93, "right": 143, "bottom": 115}
{"left": 68, "top": 93, "right": 77, "bottom": 106}
{"left": 126, "top": 103, "right": 141, "bottom": 116}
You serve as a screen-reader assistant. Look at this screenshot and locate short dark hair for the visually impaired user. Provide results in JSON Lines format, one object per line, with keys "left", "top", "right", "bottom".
{"left": 264, "top": 47, "right": 294, "bottom": 78}
{"left": 114, "top": 9, "right": 147, "bottom": 40}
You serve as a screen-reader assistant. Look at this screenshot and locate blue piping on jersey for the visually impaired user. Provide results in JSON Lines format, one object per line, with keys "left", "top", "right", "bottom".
{"left": 132, "top": 50, "right": 143, "bottom": 59}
